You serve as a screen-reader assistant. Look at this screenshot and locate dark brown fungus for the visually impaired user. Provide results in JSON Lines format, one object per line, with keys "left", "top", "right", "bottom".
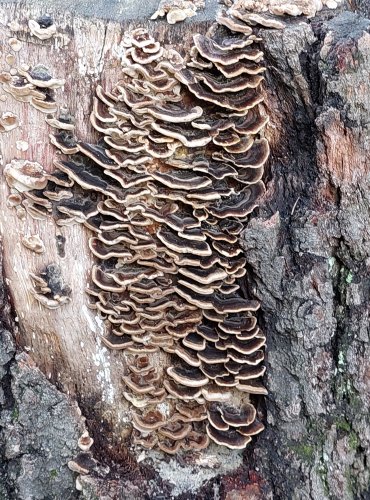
{"left": 207, "top": 424, "right": 251, "bottom": 449}
{"left": 68, "top": 452, "right": 97, "bottom": 475}
{"left": 167, "top": 365, "right": 209, "bottom": 387}
{"left": 193, "top": 34, "right": 263, "bottom": 65}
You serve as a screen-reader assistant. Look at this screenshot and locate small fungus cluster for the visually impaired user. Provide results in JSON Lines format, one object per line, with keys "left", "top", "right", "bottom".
{"left": 0, "top": 111, "right": 18, "bottom": 133}
{"left": 29, "top": 264, "right": 71, "bottom": 309}
{"left": 151, "top": 0, "right": 205, "bottom": 24}
{"left": 68, "top": 431, "right": 96, "bottom": 480}
{"left": 2, "top": 63, "right": 64, "bottom": 114}
{"left": 226, "top": 0, "right": 342, "bottom": 17}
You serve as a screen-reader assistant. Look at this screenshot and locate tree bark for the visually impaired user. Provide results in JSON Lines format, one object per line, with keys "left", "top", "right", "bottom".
{"left": 248, "top": 9, "right": 370, "bottom": 499}
{"left": 1, "top": 1, "right": 370, "bottom": 499}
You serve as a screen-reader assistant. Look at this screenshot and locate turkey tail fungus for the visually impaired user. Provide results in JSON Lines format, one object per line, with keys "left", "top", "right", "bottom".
{"left": 2, "top": 0, "right": 274, "bottom": 458}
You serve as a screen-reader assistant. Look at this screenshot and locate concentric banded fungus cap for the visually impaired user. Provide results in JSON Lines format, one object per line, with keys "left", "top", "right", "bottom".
{"left": 193, "top": 34, "right": 263, "bottom": 65}
{"left": 158, "top": 421, "right": 192, "bottom": 440}
{"left": 4, "top": 160, "right": 48, "bottom": 192}
{"left": 206, "top": 424, "right": 251, "bottom": 449}
{"left": 216, "top": 10, "right": 253, "bottom": 34}
{"left": 67, "top": 452, "right": 97, "bottom": 475}
{"left": 230, "top": 8, "right": 285, "bottom": 29}
{"left": 178, "top": 74, "right": 264, "bottom": 111}
{"left": 200, "top": 362, "right": 228, "bottom": 379}
{"left": 163, "top": 379, "right": 203, "bottom": 400}
{"left": 201, "top": 386, "right": 232, "bottom": 402}
{"left": 103, "top": 333, "right": 132, "bottom": 350}
{"left": 198, "top": 345, "right": 229, "bottom": 364}
{"left": 183, "top": 332, "right": 206, "bottom": 351}
{"left": 132, "top": 410, "right": 166, "bottom": 432}
{"left": 206, "top": 183, "right": 265, "bottom": 220}
{"left": 174, "top": 402, "right": 207, "bottom": 421}
{"left": 158, "top": 438, "right": 182, "bottom": 454}
{"left": 207, "top": 406, "right": 229, "bottom": 431}
{"left": 146, "top": 103, "right": 203, "bottom": 123}
{"left": 219, "top": 315, "right": 257, "bottom": 333}
{"left": 236, "top": 379, "right": 268, "bottom": 395}
{"left": 167, "top": 366, "right": 209, "bottom": 387}
{"left": 237, "top": 420, "right": 265, "bottom": 436}
{"left": 220, "top": 404, "right": 256, "bottom": 427}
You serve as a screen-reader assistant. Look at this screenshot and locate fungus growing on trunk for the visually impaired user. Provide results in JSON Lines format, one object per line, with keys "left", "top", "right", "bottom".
{"left": 29, "top": 264, "right": 71, "bottom": 309}
{"left": 5, "top": 0, "right": 290, "bottom": 457}
{"left": 21, "top": 234, "right": 46, "bottom": 254}
{"left": 0, "top": 111, "right": 19, "bottom": 132}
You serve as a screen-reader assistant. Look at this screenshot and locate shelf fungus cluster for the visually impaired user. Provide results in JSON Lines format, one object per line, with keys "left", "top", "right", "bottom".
{"left": 2, "top": 63, "right": 64, "bottom": 114}
{"left": 29, "top": 264, "right": 71, "bottom": 309}
{"left": 20, "top": 5, "right": 274, "bottom": 452}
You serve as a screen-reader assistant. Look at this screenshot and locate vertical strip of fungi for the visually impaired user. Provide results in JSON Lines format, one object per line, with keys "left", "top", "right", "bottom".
{"left": 6, "top": 3, "right": 288, "bottom": 453}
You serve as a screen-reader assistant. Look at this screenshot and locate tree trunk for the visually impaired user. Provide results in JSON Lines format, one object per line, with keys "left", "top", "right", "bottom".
{"left": 1, "top": 1, "right": 370, "bottom": 499}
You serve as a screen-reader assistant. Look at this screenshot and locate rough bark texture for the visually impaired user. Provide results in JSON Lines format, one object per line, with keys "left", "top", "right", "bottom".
{"left": 248, "top": 9, "right": 370, "bottom": 499}
{"left": 1, "top": 1, "right": 370, "bottom": 499}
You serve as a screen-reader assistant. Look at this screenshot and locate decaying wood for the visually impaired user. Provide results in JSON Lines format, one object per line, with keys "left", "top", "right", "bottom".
{"left": 1, "top": 0, "right": 370, "bottom": 499}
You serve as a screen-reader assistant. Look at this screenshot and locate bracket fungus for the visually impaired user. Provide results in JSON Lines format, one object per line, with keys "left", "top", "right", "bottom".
{"left": 151, "top": 0, "right": 205, "bottom": 24}
{"left": 28, "top": 15, "right": 57, "bottom": 40}
{"left": 13, "top": 1, "right": 290, "bottom": 454}
{"left": 21, "top": 234, "right": 46, "bottom": 254}
{"left": 0, "top": 111, "right": 19, "bottom": 132}
{"left": 29, "top": 264, "right": 71, "bottom": 309}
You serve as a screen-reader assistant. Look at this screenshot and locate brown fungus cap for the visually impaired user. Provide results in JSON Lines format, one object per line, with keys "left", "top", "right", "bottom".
{"left": 237, "top": 420, "right": 265, "bottom": 437}
{"left": 68, "top": 452, "right": 97, "bottom": 475}
{"left": 78, "top": 431, "right": 94, "bottom": 452}
{"left": 207, "top": 422, "right": 252, "bottom": 449}
{"left": 193, "top": 34, "right": 263, "bottom": 65}
{"left": 216, "top": 10, "right": 253, "bottom": 34}
{"left": 163, "top": 379, "right": 203, "bottom": 400}
{"left": 167, "top": 365, "right": 209, "bottom": 387}
{"left": 157, "top": 438, "right": 183, "bottom": 455}
{"left": 230, "top": 8, "right": 286, "bottom": 29}
{"left": 132, "top": 410, "right": 166, "bottom": 432}
{"left": 158, "top": 421, "right": 192, "bottom": 440}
